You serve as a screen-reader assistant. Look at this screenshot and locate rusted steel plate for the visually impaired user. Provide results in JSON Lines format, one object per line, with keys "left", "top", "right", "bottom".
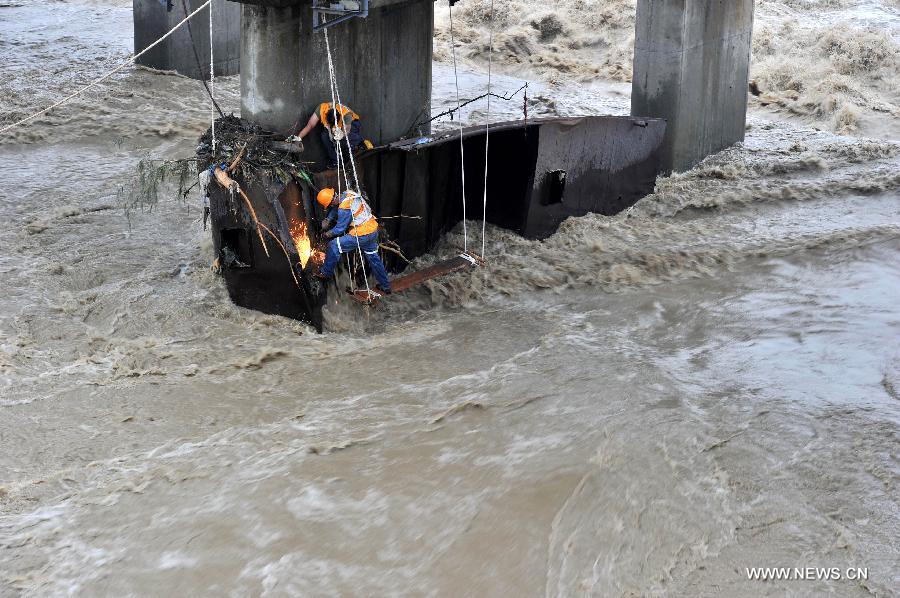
{"left": 392, "top": 254, "right": 477, "bottom": 292}
{"left": 346, "top": 253, "right": 479, "bottom": 305}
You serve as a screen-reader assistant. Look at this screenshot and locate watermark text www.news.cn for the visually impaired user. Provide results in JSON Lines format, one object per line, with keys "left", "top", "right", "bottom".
{"left": 746, "top": 567, "right": 868, "bottom": 581}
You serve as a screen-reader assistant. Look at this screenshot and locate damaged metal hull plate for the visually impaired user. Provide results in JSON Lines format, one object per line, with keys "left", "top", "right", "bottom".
{"left": 208, "top": 170, "right": 327, "bottom": 331}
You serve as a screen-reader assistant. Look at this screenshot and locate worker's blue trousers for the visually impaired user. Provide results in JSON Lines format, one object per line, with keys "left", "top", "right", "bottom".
{"left": 321, "top": 231, "right": 391, "bottom": 291}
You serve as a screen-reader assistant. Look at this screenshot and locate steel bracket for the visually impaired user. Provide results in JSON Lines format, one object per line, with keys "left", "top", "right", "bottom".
{"left": 312, "top": 0, "right": 369, "bottom": 31}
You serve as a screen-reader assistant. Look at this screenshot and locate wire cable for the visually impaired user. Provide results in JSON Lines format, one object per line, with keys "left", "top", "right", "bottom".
{"left": 0, "top": 0, "right": 213, "bottom": 137}
{"left": 481, "top": 0, "right": 495, "bottom": 258}
{"left": 449, "top": 0, "right": 468, "bottom": 253}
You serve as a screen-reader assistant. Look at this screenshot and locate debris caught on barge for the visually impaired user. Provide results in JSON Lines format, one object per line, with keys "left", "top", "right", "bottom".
{"left": 199, "top": 114, "right": 666, "bottom": 331}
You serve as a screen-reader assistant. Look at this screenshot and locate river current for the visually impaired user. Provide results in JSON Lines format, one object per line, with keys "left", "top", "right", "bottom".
{"left": 1, "top": 1, "right": 899, "bottom": 596}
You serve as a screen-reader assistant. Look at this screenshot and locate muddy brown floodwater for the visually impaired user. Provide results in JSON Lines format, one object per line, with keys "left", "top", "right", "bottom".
{"left": 1, "top": 0, "right": 899, "bottom": 596}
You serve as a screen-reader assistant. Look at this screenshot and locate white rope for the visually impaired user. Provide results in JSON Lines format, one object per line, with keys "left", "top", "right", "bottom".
{"left": 325, "top": 40, "right": 351, "bottom": 288}
{"left": 209, "top": 0, "right": 216, "bottom": 153}
{"left": 0, "top": 0, "right": 212, "bottom": 137}
{"left": 322, "top": 29, "right": 351, "bottom": 193}
{"left": 323, "top": 29, "right": 361, "bottom": 193}
{"left": 345, "top": 253, "right": 355, "bottom": 292}
{"left": 351, "top": 219, "right": 372, "bottom": 295}
{"left": 322, "top": 23, "right": 372, "bottom": 297}
{"left": 481, "top": 0, "right": 495, "bottom": 259}
{"left": 449, "top": 1, "right": 468, "bottom": 253}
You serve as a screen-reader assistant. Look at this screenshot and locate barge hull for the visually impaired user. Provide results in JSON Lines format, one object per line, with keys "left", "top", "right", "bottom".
{"left": 208, "top": 116, "right": 666, "bottom": 328}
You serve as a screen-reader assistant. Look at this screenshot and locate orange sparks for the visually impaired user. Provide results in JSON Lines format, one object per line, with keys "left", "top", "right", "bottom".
{"left": 290, "top": 219, "right": 324, "bottom": 269}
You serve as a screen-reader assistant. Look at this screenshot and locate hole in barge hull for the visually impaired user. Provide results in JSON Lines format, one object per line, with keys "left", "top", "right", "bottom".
{"left": 221, "top": 228, "right": 253, "bottom": 267}
{"left": 460, "top": 125, "right": 540, "bottom": 234}
{"left": 544, "top": 170, "right": 567, "bottom": 206}
{"left": 359, "top": 115, "right": 666, "bottom": 263}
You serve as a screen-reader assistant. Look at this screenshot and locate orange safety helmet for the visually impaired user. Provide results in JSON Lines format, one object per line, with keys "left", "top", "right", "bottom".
{"left": 316, "top": 188, "right": 335, "bottom": 208}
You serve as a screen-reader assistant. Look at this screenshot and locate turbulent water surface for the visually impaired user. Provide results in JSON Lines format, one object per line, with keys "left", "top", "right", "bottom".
{"left": 1, "top": 0, "right": 899, "bottom": 596}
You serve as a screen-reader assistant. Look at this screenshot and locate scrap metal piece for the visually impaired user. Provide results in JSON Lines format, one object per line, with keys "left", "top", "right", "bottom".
{"left": 346, "top": 252, "right": 482, "bottom": 305}
{"left": 389, "top": 253, "right": 481, "bottom": 293}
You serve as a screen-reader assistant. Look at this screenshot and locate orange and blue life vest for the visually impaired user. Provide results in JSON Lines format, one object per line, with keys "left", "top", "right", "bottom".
{"left": 319, "top": 102, "right": 360, "bottom": 128}
{"left": 328, "top": 190, "right": 378, "bottom": 237}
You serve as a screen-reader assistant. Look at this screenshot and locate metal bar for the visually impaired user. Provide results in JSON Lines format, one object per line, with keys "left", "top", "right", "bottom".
{"left": 312, "top": 0, "right": 369, "bottom": 31}
{"left": 347, "top": 253, "right": 480, "bottom": 304}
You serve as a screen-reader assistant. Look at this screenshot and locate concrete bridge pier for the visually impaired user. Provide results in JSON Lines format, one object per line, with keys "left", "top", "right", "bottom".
{"left": 239, "top": 0, "right": 433, "bottom": 161}
{"left": 631, "top": 0, "right": 755, "bottom": 173}
{"left": 133, "top": 0, "right": 241, "bottom": 79}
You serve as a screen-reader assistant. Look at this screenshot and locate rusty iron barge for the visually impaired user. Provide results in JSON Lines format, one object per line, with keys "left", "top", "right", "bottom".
{"left": 204, "top": 115, "right": 666, "bottom": 331}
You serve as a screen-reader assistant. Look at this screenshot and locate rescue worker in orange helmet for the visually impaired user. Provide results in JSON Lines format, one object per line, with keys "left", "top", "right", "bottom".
{"left": 314, "top": 187, "right": 392, "bottom": 294}
{"left": 289, "top": 102, "right": 365, "bottom": 169}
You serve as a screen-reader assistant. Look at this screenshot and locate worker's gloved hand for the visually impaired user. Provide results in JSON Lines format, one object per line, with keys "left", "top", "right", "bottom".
{"left": 322, "top": 217, "right": 334, "bottom": 231}
{"left": 322, "top": 229, "right": 336, "bottom": 241}
{"left": 285, "top": 134, "right": 302, "bottom": 143}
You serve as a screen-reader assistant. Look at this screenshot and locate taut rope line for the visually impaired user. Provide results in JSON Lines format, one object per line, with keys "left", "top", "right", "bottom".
{"left": 449, "top": 0, "right": 468, "bottom": 253}
{"left": 209, "top": 0, "right": 216, "bottom": 153}
{"left": 323, "top": 23, "right": 373, "bottom": 297}
{"left": 323, "top": 29, "right": 361, "bottom": 193}
{"left": 481, "top": 0, "right": 495, "bottom": 259}
{"left": 179, "top": 0, "right": 224, "bottom": 117}
{"left": 0, "top": 0, "right": 213, "bottom": 137}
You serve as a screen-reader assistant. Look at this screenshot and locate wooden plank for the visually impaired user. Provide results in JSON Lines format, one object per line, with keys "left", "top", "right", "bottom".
{"left": 348, "top": 289, "right": 381, "bottom": 305}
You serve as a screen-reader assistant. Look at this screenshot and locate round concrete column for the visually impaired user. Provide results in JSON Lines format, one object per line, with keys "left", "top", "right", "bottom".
{"left": 134, "top": 0, "right": 241, "bottom": 79}
{"left": 239, "top": 0, "right": 433, "bottom": 163}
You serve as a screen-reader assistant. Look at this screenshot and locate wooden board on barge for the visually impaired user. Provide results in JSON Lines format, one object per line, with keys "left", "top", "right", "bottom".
{"left": 348, "top": 253, "right": 483, "bottom": 305}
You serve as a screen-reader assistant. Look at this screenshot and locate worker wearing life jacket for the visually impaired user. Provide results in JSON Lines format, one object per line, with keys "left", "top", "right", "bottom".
{"left": 314, "top": 187, "right": 392, "bottom": 294}
{"left": 290, "top": 102, "right": 367, "bottom": 169}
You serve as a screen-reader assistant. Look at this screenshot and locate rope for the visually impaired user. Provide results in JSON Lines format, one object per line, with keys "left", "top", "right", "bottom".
{"left": 179, "top": 0, "right": 224, "bottom": 117}
{"left": 325, "top": 52, "right": 350, "bottom": 287}
{"left": 322, "top": 22, "right": 373, "bottom": 297}
{"left": 209, "top": 0, "right": 216, "bottom": 154}
{"left": 323, "top": 29, "right": 360, "bottom": 193}
{"left": 345, "top": 252, "right": 355, "bottom": 292}
{"left": 0, "top": 0, "right": 212, "bottom": 137}
{"left": 322, "top": 29, "right": 350, "bottom": 193}
{"left": 481, "top": 0, "right": 495, "bottom": 259}
{"left": 449, "top": 0, "right": 468, "bottom": 253}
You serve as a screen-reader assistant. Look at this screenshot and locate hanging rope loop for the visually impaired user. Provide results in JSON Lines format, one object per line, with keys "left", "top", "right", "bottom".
{"left": 209, "top": 0, "right": 216, "bottom": 154}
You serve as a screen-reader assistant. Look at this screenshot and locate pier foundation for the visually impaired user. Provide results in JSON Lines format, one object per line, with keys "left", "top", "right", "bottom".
{"left": 631, "top": 0, "right": 755, "bottom": 172}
